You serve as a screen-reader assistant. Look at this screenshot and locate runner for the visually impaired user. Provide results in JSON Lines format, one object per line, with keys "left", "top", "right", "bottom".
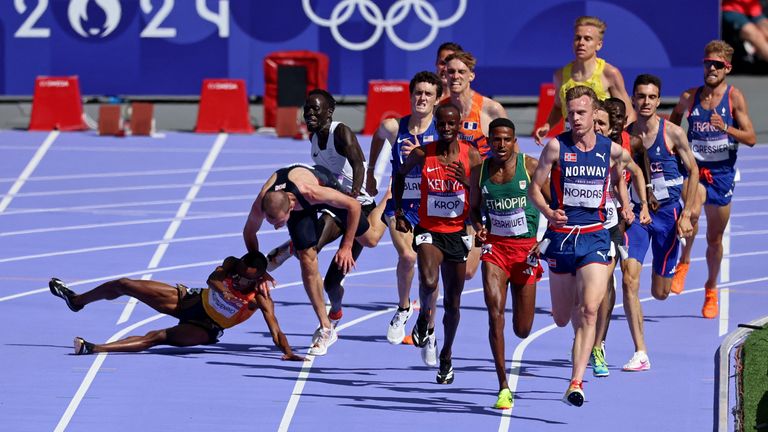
{"left": 243, "top": 164, "right": 387, "bottom": 356}
{"left": 48, "top": 253, "right": 305, "bottom": 360}
{"left": 468, "top": 118, "right": 545, "bottom": 409}
{"left": 668, "top": 40, "right": 757, "bottom": 318}
{"left": 621, "top": 74, "right": 698, "bottom": 371}
{"left": 534, "top": 16, "right": 634, "bottom": 144}
{"left": 393, "top": 103, "right": 482, "bottom": 381}
{"left": 366, "top": 71, "right": 443, "bottom": 344}
{"left": 529, "top": 85, "right": 650, "bottom": 406}
{"left": 435, "top": 42, "right": 463, "bottom": 98}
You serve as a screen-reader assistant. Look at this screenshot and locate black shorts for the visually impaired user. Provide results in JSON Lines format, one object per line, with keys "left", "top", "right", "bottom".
{"left": 174, "top": 284, "right": 224, "bottom": 344}
{"left": 288, "top": 203, "right": 372, "bottom": 252}
{"left": 412, "top": 225, "right": 470, "bottom": 263}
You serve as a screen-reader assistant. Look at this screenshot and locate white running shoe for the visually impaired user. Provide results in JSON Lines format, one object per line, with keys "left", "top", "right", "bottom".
{"left": 386, "top": 306, "right": 413, "bottom": 344}
{"left": 421, "top": 331, "right": 438, "bottom": 367}
{"left": 266, "top": 240, "right": 294, "bottom": 272}
{"left": 309, "top": 327, "right": 338, "bottom": 356}
{"left": 622, "top": 351, "right": 651, "bottom": 372}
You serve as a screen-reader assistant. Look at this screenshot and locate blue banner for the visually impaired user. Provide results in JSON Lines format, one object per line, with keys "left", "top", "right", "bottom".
{"left": 0, "top": 0, "right": 719, "bottom": 96}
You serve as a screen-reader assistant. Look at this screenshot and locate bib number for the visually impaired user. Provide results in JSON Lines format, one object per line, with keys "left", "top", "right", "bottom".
{"left": 489, "top": 208, "right": 529, "bottom": 237}
{"left": 426, "top": 191, "right": 465, "bottom": 218}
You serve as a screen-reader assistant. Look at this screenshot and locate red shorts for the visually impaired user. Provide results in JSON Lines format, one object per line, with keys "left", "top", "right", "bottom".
{"left": 480, "top": 235, "right": 543, "bottom": 285}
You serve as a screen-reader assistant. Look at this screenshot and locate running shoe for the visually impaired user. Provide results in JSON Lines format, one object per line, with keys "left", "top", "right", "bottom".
{"left": 622, "top": 351, "right": 651, "bottom": 372}
{"left": 671, "top": 262, "right": 690, "bottom": 294}
{"left": 49, "top": 278, "right": 82, "bottom": 312}
{"left": 266, "top": 240, "right": 294, "bottom": 272}
{"left": 494, "top": 388, "right": 513, "bottom": 410}
{"left": 702, "top": 289, "right": 719, "bottom": 319}
{"left": 421, "top": 330, "right": 437, "bottom": 367}
{"left": 386, "top": 305, "right": 413, "bottom": 344}
{"left": 73, "top": 337, "right": 94, "bottom": 355}
{"left": 436, "top": 358, "right": 454, "bottom": 384}
{"left": 562, "top": 380, "right": 584, "bottom": 407}
{"left": 411, "top": 315, "right": 430, "bottom": 348}
{"left": 591, "top": 346, "right": 609, "bottom": 377}
{"left": 308, "top": 327, "right": 338, "bottom": 356}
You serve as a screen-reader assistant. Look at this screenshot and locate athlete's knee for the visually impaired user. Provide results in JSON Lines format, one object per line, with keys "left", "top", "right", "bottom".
{"left": 398, "top": 250, "right": 417, "bottom": 268}
{"left": 513, "top": 319, "right": 532, "bottom": 338}
{"left": 552, "top": 309, "right": 570, "bottom": 327}
{"left": 115, "top": 278, "right": 139, "bottom": 295}
{"left": 419, "top": 272, "right": 440, "bottom": 291}
{"left": 144, "top": 329, "right": 167, "bottom": 346}
{"left": 297, "top": 249, "right": 319, "bottom": 269}
{"left": 621, "top": 272, "right": 640, "bottom": 295}
{"left": 652, "top": 289, "right": 669, "bottom": 301}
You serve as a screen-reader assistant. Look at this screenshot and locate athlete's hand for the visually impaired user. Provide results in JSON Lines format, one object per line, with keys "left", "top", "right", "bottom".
{"left": 282, "top": 353, "right": 308, "bottom": 362}
{"left": 446, "top": 160, "right": 469, "bottom": 187}
{"left": 638, "top": 205, "right": 651, "bottom": 225}
{"left": 401, "top": 137, "right": 419, "bottom": 158}
{"left": 257, "top": 272, "right": 277, "bottom": 297}
{"left": 474, "top": 225, "right": 488, "bottom": 243}
{"left": 534, "top": 124, "right": 550, "bottom": 146}
{"left": 334, "top": 246, "right": 356, "bottom": 275}
{"left": 648, "top": 194, "right": 660, "bottom": 212}
{"left": 394, "top": 213, "right": 412, "bottom": 233}
{"left": 365, "top": 174, "right": 378, "bottom": 197}
{"left": 547, "top": 208, "right": 568, "bottom": 227}
{"left": 710, "top": 112, "right": 726, "bottom": 132}
{"left": 676, "top": 214, "right": 693, "bottom": 239}
{"left": 621, "top": 206, "right": 636, "bottom": 225}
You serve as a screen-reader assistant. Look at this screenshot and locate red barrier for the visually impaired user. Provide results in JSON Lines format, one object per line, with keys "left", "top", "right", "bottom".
{"left": 532, "top": 83, "right": 564, "bottom": 138}
{"left": 362, "top": 80, "right": 410, "bottom": 135}
{"left": 263, "top": 51, "right": 329, "bottom": 128}
{"left": 29, "top": 76, "right": 88, "bottom": 131}
{"left": 195, "top": 79, "right": 253, "bottom": 134}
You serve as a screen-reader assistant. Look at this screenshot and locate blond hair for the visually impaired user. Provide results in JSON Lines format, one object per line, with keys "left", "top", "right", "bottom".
{"left": 565, "top": 85, "right": 598, "bottom": 109}
{"left": 574, "top": 16, "right": 606, "bottom": 39}
{"left": 704, "top": 40, "right": 734, "bottom": 63}
{"left": 444, "top": 51, "right": 477, "bottom": 71}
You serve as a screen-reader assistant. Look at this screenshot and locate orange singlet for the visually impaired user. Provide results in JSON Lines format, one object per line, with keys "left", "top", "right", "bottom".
{"left": 202, "top": 277, "right": 257, "bottom": 328}
{"left": 417, "top": 142, "right": 471, "bottom": 233}
{"left": 441, "top": 92, "right": 489, "bottom": 158}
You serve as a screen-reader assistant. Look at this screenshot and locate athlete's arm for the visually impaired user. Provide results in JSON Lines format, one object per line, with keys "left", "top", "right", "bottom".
{"left": 468, "top": 158, "right": 485, "bottom": 241}
{"left": 393, "top": 147, "right": 426, "bottom": 232}
{"left": 525, "top": 155, "right": 551, "bottom": 204}
{"left": 725, "top": 87, "right": 757, "bottom": 146}
{"left": 333, "top": 123, "right": 367, "bottom": 198}
{"left": 206, "top": 257, "right": 239, "bottom": 300}
{"left": 243, "top": 179, "right": 275, "bottom": 254}
{"left": 366, "top": 118, "right": 398, "bottom": 196}
{"left": 480, "top": 99, "right": 508, "bottom": 137}
{"left": 667, "top": 124, "right": 698, "bottom": 237}
{"left": 529, "top": 138, "right": 567, "bottom": 227}
{"left": 630, "top": 135, "right": 659, "bottom": 212}
{"left": 250, "top": 291, "right": 306, "bottom": 361}
{"left": 612, "top": 144, "right": 650, "bottom": 224}
{"left": 534, "top": 69, "right": 564, "bottom": 145}
{"left": 669, "top": 88, "right": 695, "bottom": 126}
{"left": 303, "top": 184, "right": 361, "bottom": 273}
{"left": 604, "top": 63, "right": 636, "bottom": 123}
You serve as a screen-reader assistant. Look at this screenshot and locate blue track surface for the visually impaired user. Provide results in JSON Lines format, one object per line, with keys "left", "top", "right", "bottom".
{"left": 1, "top": 130, "right": 766, "bottom": 431}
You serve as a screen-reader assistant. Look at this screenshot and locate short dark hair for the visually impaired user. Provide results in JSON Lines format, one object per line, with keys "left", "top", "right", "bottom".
{"left": 633, "top": 74, "right": 662, "bottom": 95}
{"left": 409, "top": 71, "right": 443, "bottom": 99}
{"left": 488, "top": 118, "right": 516, "bottom": 136}
{"left": 603, "top": 97, "right": 627, "bottom": 141}
{"left": 436, "top": 103, "right": 460, "bottom": 118}
{"left": 240, "top": 251, "right": 267, "bottom": 272}
{"left": 307, "top": 88, "right": 336, "bottom": 111}
{"left": 437, "top": 42, "right": 463, "bottom": 58}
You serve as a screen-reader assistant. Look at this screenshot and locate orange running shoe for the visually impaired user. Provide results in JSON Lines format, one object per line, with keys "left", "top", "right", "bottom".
{"left": 702, "top": 289, "right": 719, "bottom": 319}
{"left": 671, "top": 262, "right": 690, "bottom": 294}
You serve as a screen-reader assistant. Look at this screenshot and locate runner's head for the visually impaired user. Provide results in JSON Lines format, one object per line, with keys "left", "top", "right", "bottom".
{"left": 239, "top": 251, "right": 268, "bottom": 280}
{"left": 435, "top": 103, "right": 461, "bottom": 143}
{"left": 262, "top": 190, "right": 294, "bottom": 229}
{"left": 703, "top": 40, "right": 733, "bottom": 87}
{"left": 304, "top": 89, "right": 336, "bottom": 133}
{"left": 573, "top": 16, "right": 606, "bottom": 60}
{"left": 409, "top": 71, "right": 442, "bottom": 115}
{"left": 445, "top": 51, "right": 476, "bottom": 95}
{"left": 488, "top": 118, "right": 517, "bottom": 162}
{"left": 436, "top": 42, "right": 463, "bottom": 90}
{"left": 603, "top": 97, "right": 627, "bottom": 143}
{"left": 632, "top": 74, "right": 662, "bottom": 119}
{"left": 565, "top": 85, "right": 598, "bottom": 136}
{"left": 594, "top": 100, "right": 611, "bottom": 137}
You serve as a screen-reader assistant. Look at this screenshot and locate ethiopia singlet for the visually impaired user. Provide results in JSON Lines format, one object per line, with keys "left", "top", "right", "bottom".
{"left": 480, "top": 153, "right": 539, "bottom": 238}
{"left": 202, "top": 276, "right": 256, "bottom": 329}
{"left": 418, "top": 142, "right": 471, "bottom": 233}
{"left": 391, "top": 116, "right": 437, "bottom": 208}
{"left": 559, "top": 58, "right": 610, "bottom": 117}
{"left": 550, "top": 132, "right": 611, "bottom": 225}
{"left": 311, "top": 121, "right": 374, "bottom": 205}
{"left": 441, "top": 92, "right": 490, "bottom": 158}
{"left": 629, "top": 118, "right": 684, "bottom": 205}
{"left": 687, "top": 85, "right": 738, "bottom": 171}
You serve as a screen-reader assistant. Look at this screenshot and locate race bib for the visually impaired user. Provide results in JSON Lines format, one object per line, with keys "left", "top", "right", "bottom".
{"left": 691, "top": 138, "right": 731, "bottom": 162}
{"left": 489, "top": 207, "right": 529, "bottom": 237}
{"left": 426, "top": 191, "right": 465, "bottom": 218}
{"left": 415, "top": 232, "right": 433, "bottom": 246}
{"left": 563, "top": 179, "right": 604, "bottom": 208}
{"left": 651, "top": 171, "right": 670, "bottom": 200}
{"left": 206, "top": 290, "right": 240, "bottom": 318}
{"left": 603, "top": 196, "right": 618, "bottom": 229}
{"left": 403, "top": 175, "right": 422, "bottom": 200}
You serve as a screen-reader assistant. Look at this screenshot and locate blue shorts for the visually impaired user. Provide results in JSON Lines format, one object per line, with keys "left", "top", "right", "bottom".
{"left": 701, "top": 166, "right": 736, "bottom": 207}
{"left": 384, "top": 198, "right": 420, "bottom": 227}
{"left": 626, "top": 201, "right": 681, "bottom": 277}
{"left": 543, "top": 225, "right": 612, "bottom": 275}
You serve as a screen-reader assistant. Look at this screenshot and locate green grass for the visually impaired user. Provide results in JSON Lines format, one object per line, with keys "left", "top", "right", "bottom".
{"left": 741, "top": 326, "right": 768, "bottom": 431}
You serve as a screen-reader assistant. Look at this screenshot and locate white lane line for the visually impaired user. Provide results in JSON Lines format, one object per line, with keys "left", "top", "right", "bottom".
{"left": 117, "top": 133, "right": 228, "bottom": 324}
{"left": 0, "top": 131, "right": 59, "bottom": 213}
{"left": 499, "top": 275, "right": 768, "bottom": 431}
{"left": 54, "top": 313, "right": 169, "bottom": 432}
{"left": 719, "top": 221, "right": 731, "bottom": 337}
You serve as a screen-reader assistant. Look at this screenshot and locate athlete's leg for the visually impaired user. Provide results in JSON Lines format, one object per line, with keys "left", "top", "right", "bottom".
{"left": 740, "top": 21, "right": 768, "bottom": 61}
{"left": 549, "top": 272, "right": 577, "bottom": 328}
{"left": 677, "top": 181, "right": 705, "bottom": 265}
{"left": 316, "top": 213, "right": 342, "bottom": 251}
{"left": 416, "top": 243, "right": 444, "bottom": 330}
{"left": 388, "top": 216, "right": 417, "bottom": 308}
{"left": 88, "top": 324, "right": 210, "bottom": 353}
{"left": 595, "top": 258, "right": 617, "bottom": 347}
{"left": 621, "top": 259, "right": 647, "bottom": 353}
{"left": 464, "top": 224, "right": 481, "bottom": 280}
{"left": 571, "top": 263, "right": 610, "bottom": 382}
{"left": 511, "top": 281, "right": 536, "bottom": 339}
{"left": 72, "top": 278, "right": 179, "bottom": 314}
{"left": 297, "top": 248, "right": 332, "bottom": 330}
{"left": 483, "top": 261, "right": 511, "bottom": 390}
{"left": 356, "top": 199, "right": 389, "bottom": 248}
{"left": 323, "top": 240, "right": 364, "bottom": 313}
{"left": 704, "top": 203, "right": 732, "bottom": 290}
{"left": 438, "top": 259, "right": 467, "bottom": 363}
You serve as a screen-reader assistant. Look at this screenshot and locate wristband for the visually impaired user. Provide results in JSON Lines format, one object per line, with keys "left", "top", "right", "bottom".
{"left": 646, "top": 183, "right": 653, "bottom": 189}
{"left": 723, "top": 123, "right": 729, "bottom": 132}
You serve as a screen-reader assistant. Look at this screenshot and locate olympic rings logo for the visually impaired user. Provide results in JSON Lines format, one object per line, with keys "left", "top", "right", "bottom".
{"left": 302, "top": 0, "right": 466, "bottom": 51}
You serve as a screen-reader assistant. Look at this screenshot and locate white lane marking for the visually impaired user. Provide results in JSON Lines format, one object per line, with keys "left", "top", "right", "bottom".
{"left": 0, "top": 131, "right": 59, "bottom": 213}
{"left": 719, "top": 221, "right": 731, "bottom": 337}
{"left": 54, "top": 313, "right": 168, "bottom": 432}
{"left": 499, "top": 275, "right": 768, "bottom": 430}
{"left": 117, "top": 133, "right": 228, "bottom": 324}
